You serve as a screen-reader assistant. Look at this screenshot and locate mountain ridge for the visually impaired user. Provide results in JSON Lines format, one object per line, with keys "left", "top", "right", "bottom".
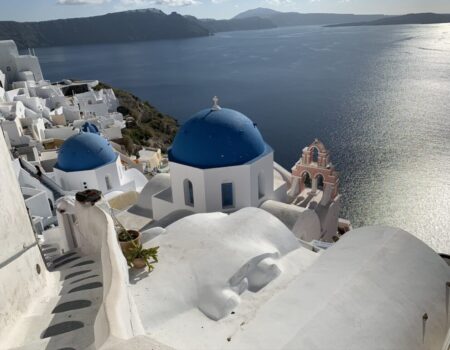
{"left": 0, "top": 9, "right": 210, "bottom": 49}
{"left": 233, "top": 7, "right": 387, "bottom": 27}
{"left": 326, "top": 12, "right": 450, "bottom": 27}
{"left": 1, "top": 8, "right": 447, "bottom": 49}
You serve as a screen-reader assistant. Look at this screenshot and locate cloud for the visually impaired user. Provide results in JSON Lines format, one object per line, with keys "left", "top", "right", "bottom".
{"left": 265, "top": 0, "right": 292, "bottom": 5}
{"left": 121, "top": 0, "right": 199, "bottom": 6}
{"left": 57, "top": 0, "right": 110, "bottom": 4}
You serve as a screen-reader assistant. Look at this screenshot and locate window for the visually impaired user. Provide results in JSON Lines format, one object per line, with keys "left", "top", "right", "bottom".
{"left": 105, "top": 175, "right": 112, "bottom": 190}
{"left": 258, "top": 172, "right": 265, "bottom": 199}
{"left": 312, "top": 147, "right": 319, "bottom": 163}
{"left": 221, "top": 183, "right": 234, "bottom": 209}
{"left": 184, "top": 179, "right": 194, "bottom": 206}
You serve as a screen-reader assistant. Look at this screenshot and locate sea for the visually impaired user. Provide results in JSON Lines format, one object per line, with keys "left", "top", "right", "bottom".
{"left": 35, "top": 24, "right": 450, "bottom": 253}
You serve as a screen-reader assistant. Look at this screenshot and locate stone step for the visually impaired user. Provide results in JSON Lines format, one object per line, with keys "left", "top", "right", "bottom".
{"left": 9, "top": 326, "right": 95, "bottom": 350}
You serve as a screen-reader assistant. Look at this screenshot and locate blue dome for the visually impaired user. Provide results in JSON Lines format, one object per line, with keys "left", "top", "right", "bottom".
{"left": 81, "top": 122, "right": 100, "bottom": 134}
{"left": 169, "top": 108, "right": 270, "bottom": 169}
{"left": 55, "top": 132, "right": 118, "bottom": 172}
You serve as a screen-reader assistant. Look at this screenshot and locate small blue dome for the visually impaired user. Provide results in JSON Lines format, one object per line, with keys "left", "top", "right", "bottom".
{"left": 81, "top": 122, "right": 100, "bottom": 134}
{"left": 55, "top": 132, "right": 117, "bottom": 172}
{"left": 169, "top": 108, "right": 270, "bottom": 169}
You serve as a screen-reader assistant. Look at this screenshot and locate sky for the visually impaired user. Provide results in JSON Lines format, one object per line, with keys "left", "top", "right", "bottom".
{"left": 2, "top": 0, "right": 450, "bottom": 22}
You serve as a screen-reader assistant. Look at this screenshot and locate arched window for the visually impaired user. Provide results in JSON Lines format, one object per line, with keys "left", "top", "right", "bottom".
{"left": 258, "top": 172, "right": 265, "bottom": 199}
{"left": 184, "top": 179, "right": 194, "bottom": 207}
{"left": 316, "top": 174, "right": 325, "bottom": 191}
{"left": 312, "top": 147, "right": 319, "bottom": 163}
{"left": 222, "top": 182, "right": 234, "bottom": 209}
{"left": 302, "top": 172, "right": 312, "bottom": 189}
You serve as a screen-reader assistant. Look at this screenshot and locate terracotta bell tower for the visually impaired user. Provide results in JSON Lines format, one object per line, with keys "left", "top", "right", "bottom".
{"left": 291, "top": 139, "right": 339, "bottom": 201}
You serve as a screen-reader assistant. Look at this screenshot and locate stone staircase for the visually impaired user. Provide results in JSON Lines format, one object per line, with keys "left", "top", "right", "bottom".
{"left": 8, "top": 244, "right": 104, "bottom": 350}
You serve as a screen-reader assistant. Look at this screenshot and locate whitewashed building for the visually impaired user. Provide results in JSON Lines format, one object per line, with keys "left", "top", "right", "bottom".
{"left": 0, "top": 40, "right": 43, "bottom": 89}
{"left": 53, "top": 131, "right": 147, "bottom": 195}
{"left": 151, "top": 99, "right": 287, "bottom": 220}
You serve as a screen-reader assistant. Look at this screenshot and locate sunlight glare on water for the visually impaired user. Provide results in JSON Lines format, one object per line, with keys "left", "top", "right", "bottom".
{"left": 37, "top": 24, "right": 450, "bottom": 253}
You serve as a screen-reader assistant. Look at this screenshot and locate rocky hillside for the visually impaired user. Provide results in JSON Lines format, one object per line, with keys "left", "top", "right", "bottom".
{"left": 0, "top": 9, "right": 210, "bottom": 49}
{"left": 95, "top": 82, "right": 178, "bottom": 156}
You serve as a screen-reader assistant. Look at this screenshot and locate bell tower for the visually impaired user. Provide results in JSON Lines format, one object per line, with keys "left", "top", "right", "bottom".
{"left": 291, "top": 139, "right": 339, "bottom": 204}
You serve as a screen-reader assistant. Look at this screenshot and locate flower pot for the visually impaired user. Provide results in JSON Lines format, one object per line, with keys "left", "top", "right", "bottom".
{"left": 132, "top": 258, "right": 147, "bottom": 269}
{"left": 76, "top": 189, "right": 102, "bottom": 206}
{"left": 119, "top": 230, "right": 141, "bottom": 254}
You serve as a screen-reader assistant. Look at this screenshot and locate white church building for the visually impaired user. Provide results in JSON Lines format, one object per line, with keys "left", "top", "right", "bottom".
{"left": 53, "top": 131, "right": 147, "bottom": 195}
{"left": 151, "top": 99, "right": 287, "bottom": 220}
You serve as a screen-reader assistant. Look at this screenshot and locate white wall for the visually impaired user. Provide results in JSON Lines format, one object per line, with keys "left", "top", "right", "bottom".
{"left": 0, "top": 130, "right": 50, "bottom": 338}
{"left": 55, "top": 157, "right": 141, "bottom": 196}
{"left": 44, "top": 127, "right": 78, "bottom": 140}
{"left": 14, "top": 95, "right": 45, "bottom": 114}
{"left": 17, "top": 165, "right": 55, "bottom": 203}
{"left": 14, "top": 55, "right": 44, "bottom": 82}
{"left": 163, "top": 151, "right": 275, "bottom": 217}
{"left": 0, "top": 41, "right": 19, "bottom": 88}
{"left": 0, "top": 43, "right": 43, "bottom": 87}
{"left": 74, "top": 200, "right": 144, "bottom": 347}
{"left": 0, "top": 119, "right": 24, "bottom": 146}
{"left": 102, "top": 126, "right": 123, "bottom": 140}
{"left": 79, "top": 103, "right": 109, "bottom": 118}
{"left": 30, "top": 118, "right": 46, "bottom": 141}
{"left": 22, "top": 187, "right": 53, "bottom": 219}
{"left": 62, "top": 106, "right": 81, "bottom": 123}
{"left": 0, "top": 69, "right": 5, "bottom": 91}
{"left": 55, "top": 166, "right": 100, "bottom": 192}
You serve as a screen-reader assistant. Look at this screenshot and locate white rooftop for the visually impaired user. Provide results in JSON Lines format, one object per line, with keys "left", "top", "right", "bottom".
{"left": 129, "top": 209, "right": 450, "bottom": 350}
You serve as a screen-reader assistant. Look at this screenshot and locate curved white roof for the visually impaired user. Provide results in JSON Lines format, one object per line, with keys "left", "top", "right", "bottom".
{"left": 130, "top": 213, "right": 449, "bottom": 350}
{"left": 232, "top": 226, "right": 450, "bottom": 350}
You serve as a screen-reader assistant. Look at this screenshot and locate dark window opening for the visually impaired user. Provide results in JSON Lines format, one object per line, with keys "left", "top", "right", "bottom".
{"left": 184, "top": 179, "right": 194, "bottom": 206}
{"left": 222, "top": 183, "right": 234, "bottom": 209}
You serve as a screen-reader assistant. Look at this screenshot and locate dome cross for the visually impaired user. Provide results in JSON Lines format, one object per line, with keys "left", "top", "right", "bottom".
{"left": 212, "top": 96, "right": 221, "bottom": 111}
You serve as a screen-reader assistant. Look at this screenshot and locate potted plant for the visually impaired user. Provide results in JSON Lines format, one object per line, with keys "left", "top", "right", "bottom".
{"left": 125, "top": 244, "right": 159, "bottom": 271}
{"left": 110, "top": 208, "right": 141, "bottom": 254}
{"left": 118, "top": 229, "right": 141, "bottom": 254}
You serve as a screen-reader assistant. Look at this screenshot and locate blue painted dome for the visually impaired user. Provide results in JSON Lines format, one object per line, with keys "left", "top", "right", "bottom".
{"left": 81, "top": 122, "right": 100, "bottom": 134}
{"left": 55, "top": 132, "right": 118, "bottom": 172}
{"left": 169, "top": 107, "right": 270, "bottom": 169}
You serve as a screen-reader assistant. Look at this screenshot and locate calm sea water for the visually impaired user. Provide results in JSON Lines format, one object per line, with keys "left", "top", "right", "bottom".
{"left": 36, "top": 25, "right": 450, "bottom": 253}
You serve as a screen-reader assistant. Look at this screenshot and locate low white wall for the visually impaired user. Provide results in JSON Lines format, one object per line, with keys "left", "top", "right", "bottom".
{"left": 44, "top": 127, "right": 77, "bottom": 140}
{"left": 74, "top": 199, "right": 144, "bottom": 348}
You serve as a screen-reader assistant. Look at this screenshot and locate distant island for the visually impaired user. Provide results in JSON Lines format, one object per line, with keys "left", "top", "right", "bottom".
{"left": 327, "top": 13, "right": 450, "bottom": 27}
{"left": 0, "top": 8, "right": 449, "bottom": 49}
{"left": 234, "top": 7, "right": 386, "bottom": 27}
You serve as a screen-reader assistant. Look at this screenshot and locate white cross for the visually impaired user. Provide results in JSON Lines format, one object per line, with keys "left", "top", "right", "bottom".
{"left": 212, "top": 96, "right": 221, "bottom": 111}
